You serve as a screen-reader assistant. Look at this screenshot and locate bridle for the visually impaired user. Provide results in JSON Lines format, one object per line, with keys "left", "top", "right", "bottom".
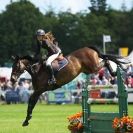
{"left": 12, "top": 60, "right": 25, "bottom": 77}
{"left": 12, "top": 58, "right": 33, "bottom": 76}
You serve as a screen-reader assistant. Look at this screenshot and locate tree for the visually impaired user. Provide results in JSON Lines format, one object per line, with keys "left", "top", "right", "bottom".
{"left": 125, "top": 9, "right": 133, "bottom": 51}
{"left": 107, "top": 9, "right": 130, "bottom": 51}
{"left": 0, "top": 0, "right": 133, "bottom": 65}
{"left": 83, "top": 13, "right": 112, "bottom": 52}
{"left": 89, "top": 0, "right": 107, "bottom": 15}
{"left": 53, "top": 12, "right": 89, "bottom": 54}
{"left": 0, "top": 1, "right": 44, "bottom": 65}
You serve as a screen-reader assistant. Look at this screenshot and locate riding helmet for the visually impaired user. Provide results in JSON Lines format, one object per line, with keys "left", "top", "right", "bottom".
{"left": 36, "top": 29, "right": 45, "bottom": 36}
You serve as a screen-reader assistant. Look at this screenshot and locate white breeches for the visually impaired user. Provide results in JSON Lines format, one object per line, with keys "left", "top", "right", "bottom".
{"left": 46, "top": 51, "right": 61, "bottom": 66}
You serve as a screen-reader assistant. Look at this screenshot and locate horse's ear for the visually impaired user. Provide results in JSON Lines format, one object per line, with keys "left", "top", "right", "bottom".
{"left": 11, "top": 56, "right": 16, "bottom": 60}
{"left": 11, "top": 55, "right": 19, "bottom": 61}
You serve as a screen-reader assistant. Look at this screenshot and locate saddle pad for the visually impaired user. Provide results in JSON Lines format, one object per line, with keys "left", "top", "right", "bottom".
{"left": 57, "top": 58, "right": 68, "bottom": 71}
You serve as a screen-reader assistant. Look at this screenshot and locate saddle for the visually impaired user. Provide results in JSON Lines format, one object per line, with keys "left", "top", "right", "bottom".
{"left": 31, "top": 54, "right": 68, "bottom": 74}
{"left": 51, "top": 54, "right": 68, "bottom": 72}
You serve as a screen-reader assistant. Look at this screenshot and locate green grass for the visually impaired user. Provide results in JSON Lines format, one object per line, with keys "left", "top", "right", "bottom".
{"left": 0, "top": 103, "right": 132, "bottom": 133}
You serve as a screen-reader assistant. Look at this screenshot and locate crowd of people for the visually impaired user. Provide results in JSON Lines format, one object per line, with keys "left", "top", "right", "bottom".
{"left": 0, "top": 79, "right": 33, "bottom": 104}
{"left": 89, "top": 64, "right": 133, "bottom": 88}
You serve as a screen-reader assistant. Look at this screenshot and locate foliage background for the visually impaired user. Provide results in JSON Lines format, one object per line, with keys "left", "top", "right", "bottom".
{"left": 0, "top": 0, "right": 133, "bottom": 65}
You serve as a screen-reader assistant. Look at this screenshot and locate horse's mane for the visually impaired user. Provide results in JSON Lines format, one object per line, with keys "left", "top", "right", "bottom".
{"left": 20, "top": 55, "right": 33, "bottom": 62}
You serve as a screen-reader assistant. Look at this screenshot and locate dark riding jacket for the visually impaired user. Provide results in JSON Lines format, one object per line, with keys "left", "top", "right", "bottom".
{"left": 34, "top": 39, "right": 61, "bottom": 61}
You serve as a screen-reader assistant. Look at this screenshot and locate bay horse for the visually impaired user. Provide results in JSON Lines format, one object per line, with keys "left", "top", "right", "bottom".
{"left": 10, "top": 46, "right": 130, "bottom": 126}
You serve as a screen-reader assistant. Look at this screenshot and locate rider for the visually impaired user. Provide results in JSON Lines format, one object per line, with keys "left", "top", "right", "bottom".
{"left": 35, "top": 29, "right": 62, "bottom": 85}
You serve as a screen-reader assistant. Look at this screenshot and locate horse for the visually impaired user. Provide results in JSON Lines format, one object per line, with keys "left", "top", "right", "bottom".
{"left": 10, "top": 46, "right": 130, "bottom": 126}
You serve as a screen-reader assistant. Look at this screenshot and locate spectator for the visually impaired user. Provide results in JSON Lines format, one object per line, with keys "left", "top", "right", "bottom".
{"left": 101, "top": 76, "right": 109, "bottom": 85}
{"left": 23, "top": 80, "right": 30, "bottom": 89}
{"left": 98, "top": 68, "right": 105, "bottom": 80}
{"left": 109, "top": 76, "right": 117, "bottom": 85}
{"left": 127, "top": 64, "right": 133, "bottom": 77}
{"left": 17, "top": 82, "right": 30, "bottom": 103}
{"left": 90, "top": 75, "right": 98, "bottom": 85}
{"left": 5, "top": 81, "right": 19, "bottom": 104}
{"left": 126, "top": 76, "right": 133, "bottom": 88}
{"left": 96, "top": 78, "right": 103, "bottom": 85}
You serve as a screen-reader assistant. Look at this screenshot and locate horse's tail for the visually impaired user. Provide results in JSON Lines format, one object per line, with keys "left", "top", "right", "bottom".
{"left": 89, "top": 46, "right": 131, "bottom": 70}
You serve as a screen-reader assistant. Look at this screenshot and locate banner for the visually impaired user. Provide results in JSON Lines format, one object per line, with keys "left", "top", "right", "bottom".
{"left": 47, "top": 90, "right": 72, "bottom": 104}
{"left": 119, "top": 47, "right": 128, "bottom": 57}
{"left": 103, "top": 35, "right": 111, "bottom": 43}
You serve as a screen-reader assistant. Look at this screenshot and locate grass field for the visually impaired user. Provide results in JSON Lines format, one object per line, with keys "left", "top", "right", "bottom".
{"left": 0, "top": 103, "right": 133, "bottom": 133}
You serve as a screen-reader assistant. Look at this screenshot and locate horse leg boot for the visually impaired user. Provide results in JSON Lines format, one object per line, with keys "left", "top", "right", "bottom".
{"left": 105, "top": 60, "right": 117, "bottom": 77}
{"left": 97, "top": 60, "right": 116, "bottom": 77}
{"left": 22, "top": 91, "right": 41, "bottom": 126}
{"left": 47, "top": 65, "right": 56, "bottom": 85}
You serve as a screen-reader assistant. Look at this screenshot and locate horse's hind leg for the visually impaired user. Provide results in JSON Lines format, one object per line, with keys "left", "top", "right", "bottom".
{"left": 98, "top": 59, "right": 116, "bottom": 76}
{"left": 105, "top": 60, "right": 117, "bottom": 76}
{"left": 98, "top": 59, "right": 105, "bottom": 69}
{"left": 22, "top": 91, "right": 42, "bottom": 126}
{"left": 93, "top": 59, "right": 105, "bottom": 72}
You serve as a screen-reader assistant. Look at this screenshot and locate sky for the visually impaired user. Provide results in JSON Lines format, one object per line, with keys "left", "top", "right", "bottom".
{"left": 0, "top": 0, "right": 133, "bottom": 14}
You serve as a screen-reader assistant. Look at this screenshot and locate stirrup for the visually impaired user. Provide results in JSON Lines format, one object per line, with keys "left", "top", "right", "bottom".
{"left": 48, "top": 78, "right": 56, "bottom": 85}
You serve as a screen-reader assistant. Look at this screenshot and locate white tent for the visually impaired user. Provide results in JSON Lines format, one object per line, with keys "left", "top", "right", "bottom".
{"left": 0, "top": 67, "right": 31, "bottom": 80}
{"left": 0, "top": 67, "right": 12, "bottom": 80}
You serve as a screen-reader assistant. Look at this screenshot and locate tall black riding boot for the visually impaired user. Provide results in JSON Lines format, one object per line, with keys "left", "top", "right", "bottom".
{"left": 47, "top": 65, "right": 56, "bottom": 85}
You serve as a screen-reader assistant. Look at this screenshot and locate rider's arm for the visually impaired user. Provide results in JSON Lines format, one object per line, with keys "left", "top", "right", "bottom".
{"left": 49, "top": 42, "right": 61, "bottom": 54}
{"left": 42, "top": 38, "right": 61, "bottom": 54}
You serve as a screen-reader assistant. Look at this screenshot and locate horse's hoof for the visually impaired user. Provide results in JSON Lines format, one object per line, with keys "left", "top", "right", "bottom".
{"left": 22, "top": 121, "right": 29, "bottom": 127}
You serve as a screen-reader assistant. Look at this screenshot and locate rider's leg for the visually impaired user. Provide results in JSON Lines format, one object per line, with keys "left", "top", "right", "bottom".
{"left": 47, "top": 65, "right": 56, "bottom": 84}
{"left": 46, "top": 53, "right": 60, "bottom": 84}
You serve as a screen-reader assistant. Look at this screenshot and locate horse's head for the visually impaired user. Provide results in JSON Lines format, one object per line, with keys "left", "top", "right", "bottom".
{"left": 10, "top": 55, "right": 31, "bottom": 84}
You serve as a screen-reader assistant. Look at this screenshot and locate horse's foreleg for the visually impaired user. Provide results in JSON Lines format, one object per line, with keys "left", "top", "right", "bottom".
{"left": 22, "top": 91, "right": 41, "bottom": 126}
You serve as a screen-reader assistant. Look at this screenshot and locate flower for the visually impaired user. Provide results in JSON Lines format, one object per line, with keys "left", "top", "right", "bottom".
{"left": 67, "top": 112, "right": 83, "bottom": 133}
{"left": 112, "top": 116, "right": 133, "bottom": 132}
